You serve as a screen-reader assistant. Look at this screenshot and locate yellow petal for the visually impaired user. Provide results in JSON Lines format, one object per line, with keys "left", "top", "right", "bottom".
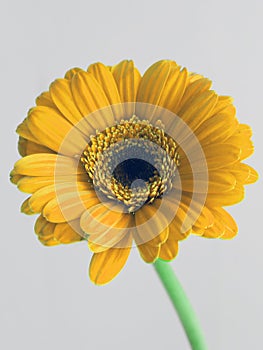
{"left": 18, "top": 176, "right": 54, "bottom": 193}
{"left": 177, "top": 76, "right": 212, "bottom": 111}
{"left": 157, "top": 67, "right": 188, "bottom": 114}
{"left": 201, "top": 207, "right": 238, "bottom": 239}
{"left": 39, "top": 237, "right": 59, "bottom": 246}
{"left": 88, "top": 241, "right": 109, "bottom": 253}
{"left": 17, "top": 174, "right": 90, "bottom": 193}
{"left": 195, "top": 107, "right": 238, "bottom": 145}
{"left": 154, "top": 194, "right": 195, "bottom": 239}
{"left": 88, "top": 62, "right": 124, "bottom": 120}
{"left": 43, "top": 190, "right": 99, "bottom": 223}
{"left": 13, "top": 154, "right": 84, "bottom": 176}
{"left": 89, "top": 234, "right": 132, "bottom": 285}
{"left": 34, "top": 214, "right": 48, "bottom": 234}
{"left": 134, "top": 204, "right": 169, "bottom": 246}
{"left": 18, "top": 137, "right": 54, "bottom": 156}
{"left": 88, "top": 63, "right": 122, "bottom": 105}
{"left": 180, "top": 171, "right": 237, "bottom": 193}
{"left": 35, "top": 91, "right": 57, "bottom": 109}
{"left": 133, "top": 226, "right": 169, "bottom": 252}
{"left": 200, "top": 143, "right": 241, "bottom": 170}
{"left": 28, "top": 182, "right": 89, "bottom": 213}
{"left": 210, "top": 95, "right": 234, "bottom": 115}
{"left": 137, "top": 60, "right": 188, "bottom": 115}
{"left": 193, "top": 206, "right": 214, "bottom": 230}
{"left": 88, "top": 228, "right": 133, "bottom": 251}
{"left": 81, "top": 203, "right": 134, "bottom": 248}
{"left": 225, "top": 125, "right": 254, "bottom": 160}
{"left": 158, "top": 190, "right": 213, "bottom": 239}
{"left": 49, "top": 78, "right": 92, "bottom": 134}
{"left": 136, "top": 60, "right": 175, "bottom": 118}
{"left": 34, "top": 215, "right": 59, "bottom": 246}
{"left": 21, "top": 197, "right": 35, "bottom": 215}
{"left": 191, "top": 226, "right": 204, "bottom": 235}
{"left": 205, "top": 184, "right": 244, "bottom": 207}
{"left": 202, "top": 217, "right": 225, "bottom": 238}
{"left": 71, "top": 71, "right": 115, "bottom": 130}
{"left": 111, "top": 60, "right": 141, "bottom": 117}
{"left": 137, "top": 60, "right": 175, "bottom": 104}
{"left": 178, "top": 90, "right": 218, "bottom": 131}
{"left": 239, "top": 142, "right": 254, "bottom": 160}
{"left": 53, "top": 220, "right": 83, "bottom": 243}
{"left": 178, "top": 143, "right": 241, "bottom": 176}
{"left": 27, "top": 106, "right": 87, "bottom": 156}
{"left": 231, "top": 163, "right": 258, "bottom": 185}
{"left": 168, "top": 212, "right": 192, "bottom": 241}
{"left": 207, "top": 208, "right": 238, "bottom": 239}
{"left": 16, "top": 118, "right": 41, "bottom": 144}
{"left": 81, "top": 202, "right": 133, "bottom": 231}
{"left": 159, "top": 238, "right": 179, "bottom": 262}
{"left": 188, "top": 73, "right": 204, "bottom": 83}
{"left": 136, "top": 242, "right": 160, "bottom": 263}
{"left": 10, "top": 172, "right": 23, "bottom": 185}
{"left": 236, "top": 124, "right": 252, "bottom": 138}
{"left": 35, "top": 213, "right": 83, "bottom": 245}
{"left": 64, "top": 67, "right": 84, "bottom": 80}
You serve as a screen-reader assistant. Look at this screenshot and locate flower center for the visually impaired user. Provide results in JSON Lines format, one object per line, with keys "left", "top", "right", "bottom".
{"left": 113, "top": 158, "right": 159, "bottom": 187}
{"left": 80, "top": 116, "right": 180, "bottom": 213}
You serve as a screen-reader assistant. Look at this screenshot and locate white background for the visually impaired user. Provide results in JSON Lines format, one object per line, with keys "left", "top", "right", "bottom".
{"left": 1, "top": 0, "right": 262, "bottom": 349}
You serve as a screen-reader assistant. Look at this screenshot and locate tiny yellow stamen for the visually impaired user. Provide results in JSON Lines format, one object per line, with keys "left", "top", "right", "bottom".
{"left": 80, "top": 116, "right": 180, "bottom": 212}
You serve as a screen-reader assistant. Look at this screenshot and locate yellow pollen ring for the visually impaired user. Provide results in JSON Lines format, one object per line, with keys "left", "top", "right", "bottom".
{"left": 80, "top": 116, "right": 180, "bottom": 213}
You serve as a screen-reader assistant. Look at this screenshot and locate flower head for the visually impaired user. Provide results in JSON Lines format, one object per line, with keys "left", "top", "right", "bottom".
{"left": 10, "top": 60, "right": 258, "bottom": 284}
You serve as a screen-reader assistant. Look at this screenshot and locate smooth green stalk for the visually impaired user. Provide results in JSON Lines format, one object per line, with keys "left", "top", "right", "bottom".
{"left": 153, "top": 259, "right": 208, "bottom": 350}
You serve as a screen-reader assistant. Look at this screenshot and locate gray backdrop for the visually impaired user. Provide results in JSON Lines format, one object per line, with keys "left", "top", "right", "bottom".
{"left": 1, "top": 0, "right": 262, "bottom": 349}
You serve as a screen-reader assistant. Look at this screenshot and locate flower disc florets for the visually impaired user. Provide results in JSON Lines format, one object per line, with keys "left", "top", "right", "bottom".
{"left": 81, "top": 116, "right": 180, "bottom": 213}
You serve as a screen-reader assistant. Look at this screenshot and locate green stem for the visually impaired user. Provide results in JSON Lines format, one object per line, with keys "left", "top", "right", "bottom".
{"left": 153, "top": 259, "right": 208, "bottom": 350}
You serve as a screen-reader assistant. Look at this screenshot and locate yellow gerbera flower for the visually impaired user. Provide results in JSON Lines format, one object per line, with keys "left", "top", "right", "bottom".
{"left": 10, "top": 60, "right": 257, "bottom": 285}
